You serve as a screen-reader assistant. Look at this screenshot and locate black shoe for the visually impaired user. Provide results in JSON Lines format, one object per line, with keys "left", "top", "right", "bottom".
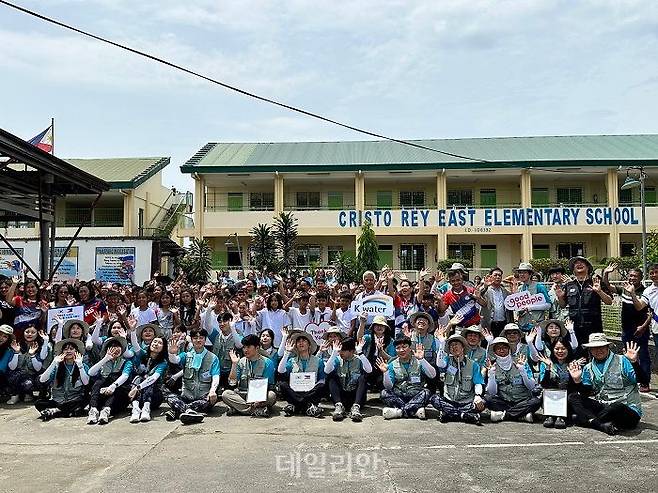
{"left": 543, "top": 416, "right": 556, "bottom": 428}
{"left": 283, "top": 404, "right": 295, "bottom": 417}
{"left": 437, "top": 411, "right": 449, "bottom": 423}
{"left": 554, "top": 417, "right": 567, "bottom": 429}
{"left": 598, "top": 421, "right": 618, "bottom": 436}
{"left": 164, "top": 410, "right": 177, "bottom": 421}
{"left": 461, "top": 412, "right": 482, "bottom": 426}
{"left": 180, "top": 410, "right": 205, "bottom": 425}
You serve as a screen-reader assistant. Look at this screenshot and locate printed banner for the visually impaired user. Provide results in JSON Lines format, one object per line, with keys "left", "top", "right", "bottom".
{"left": 351, "top": 294, "right": 394, "bottom": 318}
{"left": 52, "top": 247, "right": 79, "bottom": 283}
{"left": 504, "top": 291, "right": 548, "bottom": 312}
{"left": 0, "top": 248, "right": 23, "bottom": 278}
{"left": 95, "top": 247, "right": 135, "bottom": 284}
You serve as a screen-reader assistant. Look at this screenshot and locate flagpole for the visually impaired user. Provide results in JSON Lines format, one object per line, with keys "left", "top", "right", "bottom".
{"left": 51, "top": 117, "right": 54, "bottom": 155}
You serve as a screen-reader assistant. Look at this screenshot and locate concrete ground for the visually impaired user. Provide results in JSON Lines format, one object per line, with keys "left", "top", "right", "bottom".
{"left": 1, "top": 393, "right": 657, "bottom": 493}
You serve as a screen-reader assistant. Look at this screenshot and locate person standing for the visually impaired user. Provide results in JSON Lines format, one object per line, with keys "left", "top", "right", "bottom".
{"left": 478, "top": 267, "right": 513, "bottom": 337}
{"left": 515, "top": 263, "right": 551, "bottom": 332}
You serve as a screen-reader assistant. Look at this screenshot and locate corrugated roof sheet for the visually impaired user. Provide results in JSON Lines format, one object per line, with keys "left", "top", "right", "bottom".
{"left": 66, "top": 157, "right": 170, "bottom": 188}
{"left": 182, "top": 135, "right": 658, "bottom": 171}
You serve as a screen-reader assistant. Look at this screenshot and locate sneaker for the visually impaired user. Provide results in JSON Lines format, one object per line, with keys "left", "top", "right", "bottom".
{"left": 489, "top": 410, "right": 505, "bottom": 423}
{"left": 598, "top": 421, "right": 618, "bottom": 436}
{"left": 251, "top": 407, "right": 270, "bottom": 418}
{"left": 139, "top": 408, "right": 151, "bottom": 422}
{"left": 283, "top": 404, "right": 295, "bottom": 417}
{"left": 415, "top": 407, "right": 427, "bottom": 420}
{"left": 306, "top": 403, "right": 323, "bottom": 418}
{"left": 349, "top": 404, "right": 363, "bottom": 423}
{"left": 437, "top": 410, "right": 449, "bottom": 423}
{"left": 332, "top": 403, "right": 346, "bottom": 422}
{"left": 6, "top": 395, "right": 20, "bottom": 405}
{"left": 461, "top": 412, "right": 482, "bottom": 426}
{"left": 39, "top": 408, "right": 59, "bottom": 421}
{"left": 164, "top": 410, "right": 177, "bottom": 421}
{"left": 382, "top": 407, "right": 403, "bottom": 420}
{"left": 543, "top": 416, "right": 555, "bottom": 428}
{"left": 98, "top": 407, "right": 111, "bottom": 425}
{"left": 87, "top": 407, "right": 100, "bottom": 425}
{"left": 639, "top": 385, "right": 651, "bottom": 393}
{"left": 180, "top": 410, "right": 205, "bottom": 425}
{"left": 522, "top": 412, "right": 534, "bottom": 423}
{"left": 554, "top": 417, "right": 567, "bottom": 429}
{"left": 130, "top": 407, "right": 141, "bottom": 424}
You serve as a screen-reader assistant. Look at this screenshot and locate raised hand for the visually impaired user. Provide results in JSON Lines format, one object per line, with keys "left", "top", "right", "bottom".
{"left": 554, "top": 283, "right": 565, "bottom": 299}
{"left": 592, "top": 277, "right": 602, "bottom": 292}
{"left": 375, "top": 356, "right": 388, "bottom": 373}
{"left": 624, "top": 341, "right": 640, "bottom": 363}
{"left": 565, "top": 319, "right": 575, "bottom": 333}
{"left": 285, "top": 338, "right": 295, "bottom": 353}
{"left": 526, "top": 327, "right": 538, "bottom": 343}
{"left": 568, "top": 361, "right": 582, "bottom": 381}
{"left": 332, "top": 339, "right": 342, "bottom": 352}
{"left": 623, "top": 282, "right": 635, "bottom": 296}
{"left": 320, "top": 340, "right": 331, "bottom": 352}
{"left": 54, "top": 353, "right": 66, "bottom": 363}
{"left": 449, "top": 314, "right": 463, "bottom": 327}
{"left": 355, "top": 338, "right": 365, "bottom": 354}
{"left": 604, "top": 263, "right": 618, "bottom": 275}
{"left": 434, "top": 325, "right": 447, "bottom": 342}
{"left": 414, "top": 343, "right": 425, "bottom": 360}
{"left": 435, "top": 270, "right": 445, "bottom": 284}
{"left": 10, "top": 340, "right": 20, "bottom": 353}
{"left": 28, "top": 342, "right": 39, "bottom": 356}
{"left": 168, "top": 339, "right": 180, "bottom": 354}
{"left": 375, "top": 335, "right": 385, "bottom": 350}
{"left": 229, "top": 349, "right": 240, "bottom": 364}
{"left": 127, "top": 316, "right": 138, "bottom": 330}
{"left": 481, "top": 326, "right": 493, "bottom": 341}
{"left": 537, "top": 354, "right": 552, "bottom": 368}
{"left": 74, "top": 351, "right": 84, "bottom": 366}
{"left": 516, "top": 353, "right": 527, "bottom": 369}
{"left": 485, "top": 358, "right": 495, "bottom": 373}
{"left": 402, "top": 323, "right": 412, "bottom": 338}
{"left": 483, "top": 274, "right": 494, "bottom": 287}
{"left": 419, "top": 268, "right": 429, "bottom": 279}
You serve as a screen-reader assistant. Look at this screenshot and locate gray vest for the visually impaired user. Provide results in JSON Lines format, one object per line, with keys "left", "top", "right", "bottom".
{"left": 412, "top": 332, "right": 436, "bottom": 361}
{"left": 211, "top": 333, "right": 237, "bottom": 372}
{"left": 392, "top": 357, "right": 424, "bottom": 395}
{"left": 587, "top": 354, "right": 642, "bottom": 411}
{"left": 443, "top": 357, "right": 476, "bottom": 404}
{"left": 100, "top": 357, "right": 127, "bottom": 379}
{"left": 182, "top": 351, "right": 215, "bottom": 400}
{"left": 495, "top": 364, "right": 532, "bottom": 402}
{"left": 336, "top": 356, "right": 363, "bottom": 392}
{"left": 467, "top": 346, "right": 487, "bottom": 366}
{"left": 237, "top": 356, "right": 267, "bottom": 391}
{"left": 50, "top": 364, "right": 85, "bottom": 404}
{"left": 290, "top": 355, "right": 320, "bottom": 374}
{"left": 518, "top": 282, "right": 547, "bottom": 328}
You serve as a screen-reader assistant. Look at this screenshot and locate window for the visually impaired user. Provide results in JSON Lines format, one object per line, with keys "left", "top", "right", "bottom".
{"left": 621, "top": 243, "right": 636, "bottom": 257}
{"left": 646, "top": 187, "right": 656, "bottom": 205}
{"left": 400, "top": 244, "right": 425, "bottom": 271}
{"left": 296, "top": 245, "right": 321, "bottom": 266}
{"left": 296, "top": 192, "right": 321, "bottom": 209}
{"left": 480, "top": 245, "right": 497, "bottom": 267}
{"left": 532, "top": 188, "right": 549, "bottom": 206}
{"left": 327, "top": 245, "right": 343, "bottom": 263}
{"left": 480, "top": 189, "right": 496, "bottom": 207}
{"left": 227, "top": 192, "right": 243, "bottom": 211}
{"left": 448, "top": 243, "right": 474, "bottom": 263}
{"left": 227, "top": 245, "right": 242, "bottom": 267}
{"left": 399, "top": 191, "right": 425, "bottom": 208}
{"left": 557, "top": 243, "right": 584, "bottom": 259}
{"left": 250, "top": 192, "right": 274, "bottom": 211}
{"left": 327, "top": 192, "right": 343, "bottom": 210}
{"left": 378, "top": 245, "right": 393, "bottom": 269}
{"left": 556, "top": 188, "right": 582, "bottom": 205}
{"left": 447, "top": 189, "right": 473, "bottom": 207}
{"left": 376, "top": 191, "right": 393, "bottom": 209}
{"left": 532, "top": 244, "right": 550, "bottom": 259}
{"left": 619, "top": 188, "right": 633, "bottom": 205}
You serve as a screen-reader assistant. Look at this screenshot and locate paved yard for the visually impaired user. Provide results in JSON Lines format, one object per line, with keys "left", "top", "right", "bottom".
{"left": 1, "top": 394, "right": 657, "bottom": 493}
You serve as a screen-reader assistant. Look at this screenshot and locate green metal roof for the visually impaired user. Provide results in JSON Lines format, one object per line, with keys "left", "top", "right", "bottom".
{"left": 66, "top": 157, "right": 170, "bottom": 189}
{"left": 180, "top": 135, "right": 658, "bottom": 174}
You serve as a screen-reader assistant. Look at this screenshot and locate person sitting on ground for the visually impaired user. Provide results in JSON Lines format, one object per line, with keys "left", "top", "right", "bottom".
{"left": 316, "top": 326, "right": 345, "bottom": 366}
{"left": 222, "top": 334, "right": 277, "bottom": 418}
{"left": 6, "top": 324, "right": 49, "bottom": 404}
{"left": 208, "top": 311, "right": 244, "bottom": 389}
{"left": 356, "top": 313, "right": 395, "bottom": 392}
{"left": 278, "top": 332, "right": 325, "bottom": 417}
{"left": 461, "top": 325, "right": 493, "bottom": 369}
{"left": 35, "top": 338, "right": 89, "bottom": 421}
{"left": 127, "top": 336, "right": 168, "bottom": 423}
{"left": 258, "top": 329, "right": 279, "bottom": 366}
{"left": 431, "top": 330, "right": 485, "bottom": 425}
{"left": 324, "top": 337, "right": 372, "bottom": 422}
{"left": 493, "top": 323, "right": 540, "bottom": 363}
{"left": 484, "top": 336, "right": 541, "bottom": 423}
{"left": 534, "top": 319, "right": 578, "bottom": 357}
{"left": 378, "top": 336, "right": 437, "bottom": 420}
{"left": 567, "top": 333, "right": 643, "bottom": 435}
{"left": 537, "top": 337, "right": 578, "bottom": 429}
{"left": 87, "top": 336, "right": 133, "bottom": 425}
{"left": 166, "top": 328, "right": 221, "bottom": 424}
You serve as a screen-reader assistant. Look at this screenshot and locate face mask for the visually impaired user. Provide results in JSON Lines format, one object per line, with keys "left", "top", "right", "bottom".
{"left": 497, "top": 354, "right": 513, "bottom": 371}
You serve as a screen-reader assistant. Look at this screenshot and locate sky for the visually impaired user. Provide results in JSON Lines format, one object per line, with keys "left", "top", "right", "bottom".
{"left": 1, "top": 0, "right": 658, "bottom": 192}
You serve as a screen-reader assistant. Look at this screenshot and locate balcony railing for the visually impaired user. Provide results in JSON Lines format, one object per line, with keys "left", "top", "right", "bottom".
{"left": 284, "top": 203, "right": 356, "bottom": 211}
{"left": 205, "top": 205, "right": 274, "bottom": 212}
{"left": 58, "top": 207, "right": 123, "bottom": 227}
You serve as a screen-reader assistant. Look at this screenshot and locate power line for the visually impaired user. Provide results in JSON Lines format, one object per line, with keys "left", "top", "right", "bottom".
{"left": 0, "top": 0, "right": 490, "bottom": 163}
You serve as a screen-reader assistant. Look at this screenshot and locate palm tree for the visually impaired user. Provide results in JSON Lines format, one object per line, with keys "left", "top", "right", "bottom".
{"left": 273, "top": 211, "right": 298, "bottom": 274}
{"left": 178, "top": 237, "right": 212, "bottom": 284}
{"left": 250, "top": 223, "right": 277, "bottom": 271}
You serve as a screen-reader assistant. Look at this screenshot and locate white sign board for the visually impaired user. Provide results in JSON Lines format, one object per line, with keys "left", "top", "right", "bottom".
{"left": 304, "top": 321, "right": 332, "bottom": 345}
{"left": 543, "top": 389, "right": 568, "bottom": 417}
{"left": 290, "top": 372, "right": 316, "bottom": 392}
{"left": 246, "top": 378, "right": 268, "bottom": 403}
{"left": 47, "top": 305, "right": 85, "bottom": 332}
{"left": 350, "top": 294, "right": 394, "bottom": 318}
{"left": 504, "top": 291, "right": 548, "bottom": 312}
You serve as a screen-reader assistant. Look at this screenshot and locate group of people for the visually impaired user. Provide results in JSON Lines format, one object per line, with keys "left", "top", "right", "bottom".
{"left": 0, "top": 256, "right": 652, "bottom": 435}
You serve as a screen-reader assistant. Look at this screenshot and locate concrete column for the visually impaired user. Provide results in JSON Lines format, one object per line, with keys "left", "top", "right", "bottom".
{"left": 355, "top": 171, "right": 365, "bottom": 210}
{"left": 436, "top": 234, "right": 447, "bottom": 261}
{"left": 123, "top": 190, "right": 134, "bottom": 236}
{"left": 274, "top": 172, "right": 284, "bottom": 214}
{"left": 436, "top": 170, "right": 447, "bottom": 208}
{"left": 520, "top": 169, "right": 532, "bottom": 261}
{"left": 193, "top": 175, "right": 204, "bottom": 239}
{"left": 607, "top": 168, "right": 620, "bottom": 257}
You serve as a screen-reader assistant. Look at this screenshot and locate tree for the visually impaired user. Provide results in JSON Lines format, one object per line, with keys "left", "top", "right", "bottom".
{"left": 273, "top": 211, "right": 298, "bottom": 274}
{"left": 356, "top": 220, "right": 379, "bottom": 276}
{"left": 332, "top": 252, "right": 359, "bottom": 284}
{"left": 436, "top": 258, "right": 473, "bottom": 272}
{"left": 178, "top": 237, "right": 212, "bottom": 284}
{"left": 249, "top": 223, "right": 277, "bottom": 271}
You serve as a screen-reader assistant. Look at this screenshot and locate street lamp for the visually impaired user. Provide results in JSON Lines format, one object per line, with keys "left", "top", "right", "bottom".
{"left": 224, "top": 232, "right": 243, "bottom": 268}
{"left": 620, "top": 166, "right": 647, "bottom": 278}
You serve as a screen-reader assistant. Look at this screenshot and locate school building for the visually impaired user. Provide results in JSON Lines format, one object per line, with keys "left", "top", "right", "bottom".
{"left": 2, "top": 157, "right": 190, "bottom": 283}
{"left": 179, "top": 135, "right": 658, "bottom": 275}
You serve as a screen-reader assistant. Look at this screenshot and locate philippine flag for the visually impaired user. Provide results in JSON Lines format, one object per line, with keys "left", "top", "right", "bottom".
{"left": 28, "top": 126, "right": 54, "bottom": 154}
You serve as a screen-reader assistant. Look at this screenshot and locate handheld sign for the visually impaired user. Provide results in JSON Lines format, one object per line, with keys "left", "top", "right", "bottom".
{"left": 290, "top": 372, "right": 316, "bottom": 392}
{"left": 305, "top": 321, "right": 332, "bottom": 345}
{"left": 350, "top": 294, "right": 394, "bottom": 318}
{"left": 246, "top": 378, "right": 268, "bottom": 403}
{"left": 47, "top": 305, "right": 85, "bottom": 332}
{"left": 504, "top": 291, "right": 547, "bottom": 312}
{"left": 543, "top": 389, "right": 568, "bottom": 417}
